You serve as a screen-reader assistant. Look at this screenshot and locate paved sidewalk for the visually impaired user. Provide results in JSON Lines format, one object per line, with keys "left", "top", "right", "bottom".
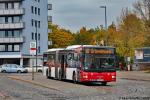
{"left": 117, "top": 71, "right": 150, "bottom": 81}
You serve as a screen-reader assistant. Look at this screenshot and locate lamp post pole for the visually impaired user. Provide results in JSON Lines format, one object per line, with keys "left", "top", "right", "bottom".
{"left": 100, "top": 6, "right": 107, "bottom": 30}
{"left": 100, "top": 6, "right": 108, "bottom": 46}
{"left": 35, "top": 20, "right": 38, "bottom": 72}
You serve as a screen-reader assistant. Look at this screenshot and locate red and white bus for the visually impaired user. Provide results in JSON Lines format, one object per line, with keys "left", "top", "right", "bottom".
{"left": 43, "top": 45, "right": 116, "bottom": 85}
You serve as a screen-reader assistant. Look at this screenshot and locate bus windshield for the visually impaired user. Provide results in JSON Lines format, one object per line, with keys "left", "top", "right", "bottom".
{"left": 83, "top": 54, "right": 115, "bottom": 72}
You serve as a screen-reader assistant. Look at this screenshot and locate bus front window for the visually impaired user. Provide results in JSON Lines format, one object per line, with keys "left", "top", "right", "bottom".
{"left": 83, "top": 54, "right": 115, "bottom": 72}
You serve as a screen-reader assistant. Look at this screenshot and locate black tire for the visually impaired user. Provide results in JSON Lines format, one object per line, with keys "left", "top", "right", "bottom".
{"left": 101, "top": 82, "right": 107, "bottom": 86}
{"left": 2, "top": 70, "right": 6, "bottom": 73}
{"left": 38, "top": 70, "right": 42, "bottom": 73}
{"left": 72, "top": 73, "right": 77, "bottom": 84}
{"left": 17, "top": 70, "right": 21, "bottom": 73}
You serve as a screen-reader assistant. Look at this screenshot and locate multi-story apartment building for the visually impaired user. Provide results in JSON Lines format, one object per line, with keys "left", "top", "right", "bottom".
{"left": 0, "top": 0, "right": 52, "bottom": 67}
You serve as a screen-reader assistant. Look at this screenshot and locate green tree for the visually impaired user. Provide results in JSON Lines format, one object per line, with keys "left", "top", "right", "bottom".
{"left": 133, "top": 0, "right": 150, "bottom": 46}
{"left": 73, "top": 27, "right": 94, "bottom": 45}
{"left": 117, "top": 9, "right": 146, "bottom": 59}
{"left": 93, "top": 26, "right": 107, "bottom": 45}
{"left": 48, "top": 23, "right": 74, "bottom": 48}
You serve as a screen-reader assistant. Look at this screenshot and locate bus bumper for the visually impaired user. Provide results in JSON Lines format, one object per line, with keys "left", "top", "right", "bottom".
{"left": 80, "top": 72, "right": 116, "bottom": 82}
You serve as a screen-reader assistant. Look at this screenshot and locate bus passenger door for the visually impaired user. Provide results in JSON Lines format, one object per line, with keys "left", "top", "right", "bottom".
{"left": 60, "top": 55, "right": 65, "bottom": 79}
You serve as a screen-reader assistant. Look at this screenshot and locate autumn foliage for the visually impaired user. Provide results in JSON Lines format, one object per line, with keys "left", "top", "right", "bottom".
{"left": 48, "top": 0, "right": 150, "bottom": 60}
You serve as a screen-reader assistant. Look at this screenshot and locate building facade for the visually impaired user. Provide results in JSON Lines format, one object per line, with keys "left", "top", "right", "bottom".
{"left": 134, "top": 47, "right": 150, "bottom": 70}
{"left": 0, "top": 0, "right": 51, "bottom": 66}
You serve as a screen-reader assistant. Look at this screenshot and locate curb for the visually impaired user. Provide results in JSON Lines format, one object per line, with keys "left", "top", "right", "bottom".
{"left": 7, "top": 76, "right": 63, "bottom": 93}
{"left": 119, "top": 78, "right": 150, "bottom": 82}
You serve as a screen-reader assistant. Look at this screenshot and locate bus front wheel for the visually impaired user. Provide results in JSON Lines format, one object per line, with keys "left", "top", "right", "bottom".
{"left": 101, "top": 82, "right": 107, "bottom": 86}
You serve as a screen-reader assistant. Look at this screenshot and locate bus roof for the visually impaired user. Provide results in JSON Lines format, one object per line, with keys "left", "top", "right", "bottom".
{"left": 66, "top": 45, "right": 114, "bottom": 50}
{"left": 47, "top": 48, "right": 65, "bottom": 52}
{"left": 45, "top": 45, "right": 115, "bottom": 53}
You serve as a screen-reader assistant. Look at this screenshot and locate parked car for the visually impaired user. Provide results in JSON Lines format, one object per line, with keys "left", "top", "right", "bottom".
{"left": 1, "top": 64, "right": 28, "bottom": 73}
{"left": 24, "top": 66, "right": 43, "bottom": 73}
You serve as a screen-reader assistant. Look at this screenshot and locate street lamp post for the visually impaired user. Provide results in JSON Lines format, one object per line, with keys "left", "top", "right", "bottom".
{"left": 35, "top": 20, "right": 38, "bottom": 72}
{"left": 100, "top": 6, "right": 107, "bottom": 30}
{"left": 100, "top": 6, "right": 108, "bottom": 46}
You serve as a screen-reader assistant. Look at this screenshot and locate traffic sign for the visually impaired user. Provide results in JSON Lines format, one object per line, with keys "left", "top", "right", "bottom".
{"left": 30, "top": 42, "right": 36, "bottom": 55}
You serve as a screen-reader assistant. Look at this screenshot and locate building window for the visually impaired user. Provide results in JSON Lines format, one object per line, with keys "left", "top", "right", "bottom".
{"left": 32, "top": 32, "right": 34, "bottom": 40}
{"left": 14, "top": 45, "right": 20, "bottom": 51}
{"left": 38, "top": 8, "right": 40, "bottom": 15}
{"left": 0, "top": 31, "right": 5, "bottom": 37}
{"left": 0, "top": 44, "right": 20, "bottom": 52}
{"left": 14, "top": 30, "right": 20, "bottom": 37}
{"left": 0, "top": 3, "right": 5, "bottom": 9}
{"left": 0, "top": 45, "right": 5, "bottom": 51}
{"left": 35, "top": 7, "right": 37, "bottom": 14}
{"left": 38, "top": 46, "right": 40, "bottom": 53}
{"left": 13, "top": 16, "right": 20, "bottom": 23}
{"left": 5, "top": 17, "right": 13, "bottom": 23}
{"left": 0, "top": 17, "right": 5, "bottom": 24}
{"left": 6, "top": 3, "right": 13, "bottom": 9}
{"left": 31, "top": 6, "right": 34, "bottom": 13}
{"left": 38, "top": 21, "right": 40, "bottom": 28}
{"left": 38, "top": 33, "right": 40, "bottom": 41}
{"left": 8, "top": 45, "right": 13, "bottom": 51}
{"left": 14, "top": 2, "right": 20, "bottom": 9}
{"left": 31, "top": 19, "right": 34, "bottom": 26}
{"left": 48, "top": 4, "right": 52, "bottom": 10}
{"left": 7, "top": 30, "right": 13, "bottom": 37}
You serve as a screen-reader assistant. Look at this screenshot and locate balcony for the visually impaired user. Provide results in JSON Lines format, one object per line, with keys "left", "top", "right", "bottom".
{"left": 0, "top": 37, "right": 24, "bottom": 43}
{"left": 0, "top": 0, "right": 23, "bottom": 2}
{"left": 0, "top": 9, "right": 25, "bottom": 16}
{"left": 0, "top": 22, "right": 24, "bottom": 29}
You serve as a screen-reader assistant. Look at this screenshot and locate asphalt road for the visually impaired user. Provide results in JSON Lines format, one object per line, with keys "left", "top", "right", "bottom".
{"left": 0, "top": 73, "right": 150, "bottom": 100}
{"left": 0, "top": 74, "right": 66, "bottom": 100}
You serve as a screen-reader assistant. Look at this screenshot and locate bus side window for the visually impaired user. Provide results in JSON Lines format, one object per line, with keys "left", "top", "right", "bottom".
{"left": 74, "top": 53, "right": 78, "bottom": 61}
{"left": 68, "top": 53, "right": 72, "bottom": 60}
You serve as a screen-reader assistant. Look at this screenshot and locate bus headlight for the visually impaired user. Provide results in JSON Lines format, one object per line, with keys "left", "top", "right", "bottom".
{"left": 83, "top": 75, "right": 88, "bottom": 79}
{"left": 112, "top": 76, "right": 115, "bottom": 78}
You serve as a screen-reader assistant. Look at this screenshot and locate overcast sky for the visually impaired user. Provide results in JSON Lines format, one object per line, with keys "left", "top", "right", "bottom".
{"left": 49, "top": 0, "right": 138, "bottom": 32}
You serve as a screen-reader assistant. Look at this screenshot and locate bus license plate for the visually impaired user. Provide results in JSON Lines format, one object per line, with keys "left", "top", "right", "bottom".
{"left": 97, "top": 79, "right": 104, "bottom": 81}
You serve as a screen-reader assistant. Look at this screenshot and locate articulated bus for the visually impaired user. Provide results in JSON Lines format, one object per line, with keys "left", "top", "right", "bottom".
{"left": 43, "top": 45, "right": 116, "bottom": 85}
